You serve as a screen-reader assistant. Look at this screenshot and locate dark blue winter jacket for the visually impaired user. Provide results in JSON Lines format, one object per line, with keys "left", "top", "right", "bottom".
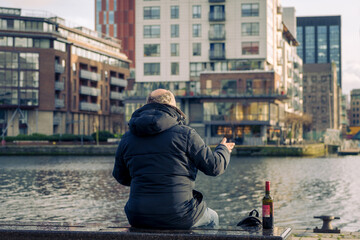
{"left": 113, "top": 103, "right": 230, "bottom": 229}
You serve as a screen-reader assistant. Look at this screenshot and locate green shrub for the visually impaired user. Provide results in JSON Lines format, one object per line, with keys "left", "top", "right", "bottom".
{"left": 91, "top": 131, "right": 115, "bottom": 142}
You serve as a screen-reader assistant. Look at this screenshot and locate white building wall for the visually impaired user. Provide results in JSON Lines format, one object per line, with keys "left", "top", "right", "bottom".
{"left": 136, "top": 0, "right": 281, "bottom": 82}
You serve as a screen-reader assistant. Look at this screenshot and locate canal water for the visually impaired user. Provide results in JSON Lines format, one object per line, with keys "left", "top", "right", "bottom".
{"left": 0, "top": 155, "right": 359, "bottom": 231}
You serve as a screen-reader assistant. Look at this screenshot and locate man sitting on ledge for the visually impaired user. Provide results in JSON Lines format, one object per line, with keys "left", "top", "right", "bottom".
{"left": 113, "top": 89, "right": 235, "bottom": 229}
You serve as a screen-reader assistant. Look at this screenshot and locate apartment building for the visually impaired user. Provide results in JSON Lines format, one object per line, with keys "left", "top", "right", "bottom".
{"left": 302, "top": 63, "right": 340, "bottom": 139}
{"left": 350, "top": 89, "right": 360, "bottom": 126}
{"left": 0, "top": 7, "right": 130, "bottom": 137}
{"left": 296, "top": 16, "right": 342, "bottom": 87}
{"left": 95, "top": 0, "right": 135, "bottom": 71}
{"left": 98, "top": 0, "right": 303, "bottom": 144}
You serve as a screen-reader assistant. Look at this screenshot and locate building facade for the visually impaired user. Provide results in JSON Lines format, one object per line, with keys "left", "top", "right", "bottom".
{"left": 296, "top": 16, "right": 342, "bottom": 87}
{"left": 302, "top": 63, "right": 340, "bottom": 139}
{"left": 350, "top": 89, "right": 360, "bottom": 126}
{"left": 95, "top": 0, "right": 135, "bottom": 71}
{"left": 0, "top": 7, "right": 130, "bottom": 137}
{"left": 122, "top": 0, "right": 303, "bottom": 145}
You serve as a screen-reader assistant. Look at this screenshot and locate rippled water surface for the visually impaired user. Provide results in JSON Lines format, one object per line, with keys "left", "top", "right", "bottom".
{"left": 0, "top": 155, "right": 359, "bottom": 231}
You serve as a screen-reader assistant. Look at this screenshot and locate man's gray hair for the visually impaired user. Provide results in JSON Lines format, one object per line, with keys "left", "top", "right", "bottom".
{"left": 146, "top": 90, "right": 173, "bottom": 105}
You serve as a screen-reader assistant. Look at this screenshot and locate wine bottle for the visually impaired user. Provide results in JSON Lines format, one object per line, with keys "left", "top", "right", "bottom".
{"left": 262, "top": 181, "right": 274, "bottom": 229}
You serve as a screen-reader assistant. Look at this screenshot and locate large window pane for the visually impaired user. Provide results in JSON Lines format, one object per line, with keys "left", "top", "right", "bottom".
{"left": 305, "top": 26, "right": 315, "bottom": 63}
{"left": 171, "top": 43, "right": 179, "bottom": 56}
{"left": 242, "top": 3, "right": 259, "bottom": 17}
{"left": 144, "top": 6, "right": 160, "bottom": 19}
{"left": 171, "top": 24, "right": 179, "bottom": 38}
{"left": 144, "top": 25, "right": 160, "bottom": 38}
{"left": 242, "top": 42, "right": 259, "bottom": 55}
{"left": 242, "top": 22, "right": 259, "bottom": 36}
{"left": 171, "top": 6, "right": 179, "bottom": 19}
{"left": 192, "top": 5, "right": 201, "bottom": 18}
{"left": 171, "top": 62, "right": 179, "bottom": 75}
{"left": 144, "top": 44, "right": 160, "bottom": 57}
{"left": 144, "top": 63, "right": 160, "bottom": 75}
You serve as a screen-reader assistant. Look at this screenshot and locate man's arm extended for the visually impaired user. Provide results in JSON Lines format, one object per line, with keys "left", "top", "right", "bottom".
{"left": 187, "top": 129, "right": 234, "bottom": 176}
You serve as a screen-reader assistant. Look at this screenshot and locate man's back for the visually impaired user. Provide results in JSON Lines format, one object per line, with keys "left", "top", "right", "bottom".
{"left": 113, "top": 93, "right": 234, "bottom": 229}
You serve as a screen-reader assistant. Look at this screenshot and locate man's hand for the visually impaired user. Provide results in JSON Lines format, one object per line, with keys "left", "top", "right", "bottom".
{"left": 220, "top": 138, "right": 235, "bottom": 153}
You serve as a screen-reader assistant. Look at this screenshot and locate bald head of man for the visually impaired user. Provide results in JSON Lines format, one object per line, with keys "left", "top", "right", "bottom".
{"left": 146, "top": 89, "right": 177, "bottom": 107}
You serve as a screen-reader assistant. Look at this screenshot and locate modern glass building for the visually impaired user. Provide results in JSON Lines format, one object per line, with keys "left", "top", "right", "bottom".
{"left": 296, "top": 16, "right": 342, "bottom": 87}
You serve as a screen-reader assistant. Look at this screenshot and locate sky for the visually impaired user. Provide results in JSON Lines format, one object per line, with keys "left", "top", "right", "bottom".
{"left": 2, "top": 0, "right": 360, "bottom": 96}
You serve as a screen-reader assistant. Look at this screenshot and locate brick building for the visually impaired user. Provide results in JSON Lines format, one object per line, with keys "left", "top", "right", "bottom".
{"left": 0, "top": 7, "right": 130, "bottom": 137}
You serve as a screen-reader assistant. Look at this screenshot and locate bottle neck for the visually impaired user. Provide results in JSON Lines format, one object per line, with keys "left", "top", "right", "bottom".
{"left": 265, "top": 181, "right": 270, "bottom": 195}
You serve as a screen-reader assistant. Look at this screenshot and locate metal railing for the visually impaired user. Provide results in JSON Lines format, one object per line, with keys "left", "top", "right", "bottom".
{"left": 55, "top": 63, "right": 65, "bottom": 74}
{"left": 208, "top": 30, "right": 226, "bottom": 40}
{"left": 80, "top": 102, "right": 100, "bottom": 112}
{"left": 110, "top": 105, "right": 125, "bottom": 114}
{"left": 110, "top": 77, "right": 127, "bottom": 87}
{"left": 55, "top": 98, "right": 65, "bottom": 108}
{"left": 110, "top": 91, "right": 125, "bottom": 101}
{"left": 54, "top": 81, "right": 65, "bottom": 91}
{"left": 79, "top": 86, "right": 101, "bottom": 96}
{"left": 80, "top": 70, "right": 101, "bottom": 82}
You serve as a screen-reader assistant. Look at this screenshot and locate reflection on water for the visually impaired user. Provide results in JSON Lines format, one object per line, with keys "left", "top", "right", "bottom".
{"left": 0, "top": 155, "right": 359, "bottom": 231}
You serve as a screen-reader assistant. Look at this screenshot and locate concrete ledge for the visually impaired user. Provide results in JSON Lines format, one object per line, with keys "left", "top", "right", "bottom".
{"left": 0, "top": 222, "right": 292, "bottom": 240}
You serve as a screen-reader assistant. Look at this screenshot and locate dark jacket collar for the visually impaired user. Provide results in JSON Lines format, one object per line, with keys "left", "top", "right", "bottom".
{"left": 129, "top": 103, "right": 184, "bottom": 136}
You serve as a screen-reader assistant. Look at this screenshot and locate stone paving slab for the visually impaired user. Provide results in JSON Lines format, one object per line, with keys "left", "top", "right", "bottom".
{"left": 292, "top": 229, "right": 360, "bottom": 240}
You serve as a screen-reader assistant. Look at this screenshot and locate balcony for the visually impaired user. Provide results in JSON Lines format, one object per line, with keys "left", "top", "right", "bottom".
{"left": 80, "top": 86, "right": 100, "bottom": 96}
{"left": 208, "top": 30, "right": 226, "bottom": 41}
{"left": 80, "top": 69, "right": 101, "bottom": 82}
{"left": 110, "top": 77, "right": 127, "bottom": 87}
{"left": 209, "top": 50, "right": 226, "bottom": 60}
{"left": 209, "top": 12, "right": 225, "bottom": 21}
{"left": 53, "top": 116, "right": 62, "bottom": 125}
{"left": 80, "top": 102, "right": 100, "bottom": 112}
{"left": 209, "top": 0, "right": 225, "bottom": 2}
{"left": 110, "top": 105, "right": 125, "bottom": 114}
{"left": 55, "top": 63, "right": 65, "bottom": 74}
{"left": 110, "top": 91, "right": 125, "bottom": 101}
{"left": 55, "top": 98, "right": 65, "bottom": 108}
{"left": 55, "top": 81, "right": 65, "bottom": 91}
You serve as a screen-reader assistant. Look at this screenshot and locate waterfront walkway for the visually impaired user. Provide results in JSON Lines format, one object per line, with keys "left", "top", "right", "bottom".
{"left": 292, "top": 229, "right": 360, "bottom": 240}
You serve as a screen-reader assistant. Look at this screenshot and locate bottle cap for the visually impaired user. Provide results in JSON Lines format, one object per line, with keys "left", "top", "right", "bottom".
{"left": 265, "top": 181, "right": 270, "bottom": 191}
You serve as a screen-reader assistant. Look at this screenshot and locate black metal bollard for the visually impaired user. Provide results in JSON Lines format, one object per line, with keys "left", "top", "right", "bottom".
{"left": 313, "top": 215, "right": 340, "bottom": 233}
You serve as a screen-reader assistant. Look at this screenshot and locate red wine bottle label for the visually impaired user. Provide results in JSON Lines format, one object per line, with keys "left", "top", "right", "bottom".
{"left": 262, "top": 205, "right": 271, "bottom": 217}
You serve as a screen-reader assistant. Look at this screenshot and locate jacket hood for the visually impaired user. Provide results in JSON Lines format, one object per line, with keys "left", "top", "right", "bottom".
{"left": 129, "top": 103, "right": 184, "bottom": 136}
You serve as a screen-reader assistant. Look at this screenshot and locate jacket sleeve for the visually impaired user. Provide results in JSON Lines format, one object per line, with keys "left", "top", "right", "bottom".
{"left": 112, "top": 143, "right": 131, "bottom": 186}
{"left": 187, "top": 129, "right": 231, "bottom": 176}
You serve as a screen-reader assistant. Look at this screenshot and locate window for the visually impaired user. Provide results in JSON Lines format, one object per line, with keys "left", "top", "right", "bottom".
{"left": 192, "top": 43, "right": 201, "bottom": 56}
{"left": 15, "top": 37, "right": 32, "bottom": 47}
{"left": 192, "top": 5, "right": 201, "bottom": 18}
{"left": 317, "top": 26, "right": 327, "bottom": 63}
{"left": 33, "top": 39, "right": 50, "bottom": 48}
{"left": 242, "top": 3, "right": 259, "bottom": 17}
{"left": 144, "top": 63, "right": 160, "bottom": 75}
{"left": 242, "top": 22, "right": 259, "bottom": 36}
{"left": 104, "top": 12, "right": 107, "bottom": 24}
{"left": 171, "top": 24, "right": 179, "bottom": 38}
{"left": 209, "top": 5, "right": 225, "bottom": 21}
{"left": 242, "top": 42, "right": 259, "bottom": 55}
{"left": 0, "top": 36, "right": 13, "bottom": 47}
{"left": 209, "top": 24, "right": 225, "bottom": 40}
{"left": 171, "top": 6, "right": 179, "bottom": 19}
{"left": 109, "top": 11, "right": 114, "bottom": 24}
{"left": 192, "top": 24, "right": 201, "bottom": 37}
{"left": 144, "top": 6, "right": 160, "bottom": 19}
{"left": 171, "top": 43, "right": 179, "bottom": 56}
{"left": 305, "top": 26, "right": 315, "bottom": 63}
{"left": 144, "top": 25, "right": 160, "bottom": 38}
{"left": 144, "top": 44, "right": 160, "bottom": 57}
{"left": 190, "top": 62, "right": 206, "bottom": 77}
{"left": 171, "top": 62, "right": 179, "bottom": 75}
